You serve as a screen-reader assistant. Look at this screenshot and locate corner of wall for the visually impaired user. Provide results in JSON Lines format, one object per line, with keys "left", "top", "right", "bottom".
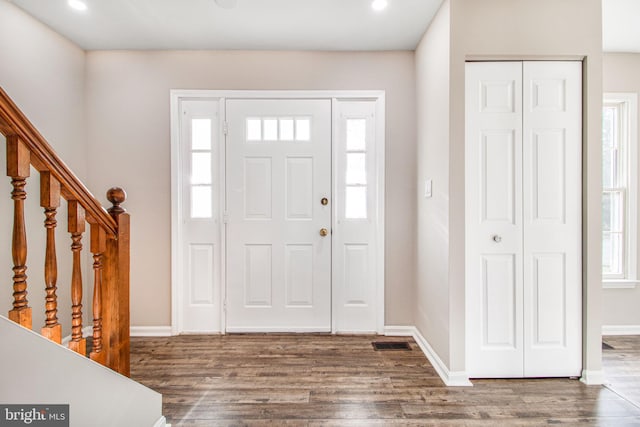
{"left": 413, "top": 0, "right": 454, "bottom": 372}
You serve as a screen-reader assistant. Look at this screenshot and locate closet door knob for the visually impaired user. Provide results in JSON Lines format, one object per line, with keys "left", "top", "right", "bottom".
{"left": 492, "top": 235, "right": 502, "bottom": 243}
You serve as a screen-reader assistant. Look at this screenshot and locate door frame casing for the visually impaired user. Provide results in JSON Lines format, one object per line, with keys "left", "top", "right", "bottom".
{"left": 170, "top": 90, "right": 386, "bottom": 335}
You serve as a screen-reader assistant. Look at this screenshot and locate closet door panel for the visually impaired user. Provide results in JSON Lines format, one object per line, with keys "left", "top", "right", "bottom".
{"left": 466, "top": 61, "right": 582, "bottom": 378}
{"left": 465, "top": 62, "right": 524, "bottom": 378}
{"left": 522, "top": 61, "right": 582, "bottom": 377}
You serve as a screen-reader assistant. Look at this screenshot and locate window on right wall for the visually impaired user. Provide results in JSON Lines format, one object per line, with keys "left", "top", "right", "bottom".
{"left": 602, "top": 93, "right": 638, "bottom": 288}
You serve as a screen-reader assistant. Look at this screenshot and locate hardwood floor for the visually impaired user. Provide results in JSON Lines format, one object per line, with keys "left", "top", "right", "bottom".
{"left": 131, "top": 334, "right": 640, "bottom": 426}
{"left": 603, "top": 335, "right": 640, "bottom": 407}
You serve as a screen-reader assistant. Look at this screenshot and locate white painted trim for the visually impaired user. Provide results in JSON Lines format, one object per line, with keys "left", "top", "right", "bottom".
{"left": 170, "top": 90, "right": 386, "bottom": 335}
{"left": 383, "top": 325, "right": 415, "bottom": 336}
{"left": 170, "top": 91, "right": 182, "bottom": 336}
{"left": 580, "top": 369, "right": 605, "bottom": 385}
{"left": 411, "top": 327, "right": 473, "bottom": 387}
{"left": 130, "top": 326, "right": 173, "bottom": 337}
{"left": 177, "top": 331, "right": 222, "bottom": 335}
{"left": 335, "top": 330, "right": 379, "bottom": 335}
{"left": 226, "top": 327, "right": 331, "bottom": 333}
{"left": 375, "top": 94, "right": 386, "bottom": 335}
{"left": 330, "top": 100, "right": 339, "bottom": 335}
{"left": 170, "top": 89, "right": 386, "bottom": 101}
{"left": 61, "top": 326, "right": 93, "bottom": 346}
{"left": 384, "top": 325, "right": 473, "bottom": 387}
{"left": 219, "top": 98, "right": 228, "bottom": 335}
{"left": 602, "top": 325, "right": 640, "bottom": 335}
{"left": 603, "top": 280, "right": 638, "bottom": 289}
{"left": 153, "top": 416, "right": 168, "bottom": 427}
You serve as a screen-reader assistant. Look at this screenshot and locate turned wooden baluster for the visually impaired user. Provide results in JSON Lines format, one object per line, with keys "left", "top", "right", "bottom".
{"left": 40, "top": 172, "right": 62, "bottom": 343}
{"left": 68, "top": 200, "right": 86, "bottom": 355}
{"left": 6, "top": 136, "right": 31, "bottom": 329}
{"left": 89, "top": 224, "right": 106, "bottom": 364}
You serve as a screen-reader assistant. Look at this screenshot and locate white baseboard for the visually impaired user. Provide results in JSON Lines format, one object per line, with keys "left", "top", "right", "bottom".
{"left": 580, "top": 369, "right": 605, "bottom": 385}
{"left": 61, "top": 326, "right": 93, "bottom": 346}
{"left": 384, "top": 325, "right": 472, "bottom": 387}
{"left": 178, "top": 330, "right": 222, "bottom": 335}
{"left": 130, "top": 326, "right": 173, "bottom": 337}
{"left": 153, "top": 416, "right": 168, "bottom": 427}
{"left": 60, "top": 326, "right": 173, "bottom": 341}
{"left": 602, "top": 325, "right": 640, "bottom": 335}
{"left": 383, "top": 325, "right": 415, "bottom": 337}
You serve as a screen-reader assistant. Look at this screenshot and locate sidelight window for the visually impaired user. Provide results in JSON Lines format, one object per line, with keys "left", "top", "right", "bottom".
{"left": 190, "top": 118, "right": 213, "bottom": 218}
{"left": 344, "top": 119, "right": 368, "bottom": 219}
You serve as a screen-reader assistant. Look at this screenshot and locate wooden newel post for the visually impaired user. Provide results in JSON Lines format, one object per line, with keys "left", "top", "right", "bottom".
{"left": 6, "top": 136, "right": 31, "bottom": 329}
{"left": 103, "top": 187, "right": 130, "bottom": 376}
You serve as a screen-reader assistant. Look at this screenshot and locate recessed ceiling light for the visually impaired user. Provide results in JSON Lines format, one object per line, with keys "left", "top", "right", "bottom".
{"left": 68, "top": 0, "right": 88, "bottom": 12}
{"left": 371, "top": 0, "right": 388, "bottom": 12}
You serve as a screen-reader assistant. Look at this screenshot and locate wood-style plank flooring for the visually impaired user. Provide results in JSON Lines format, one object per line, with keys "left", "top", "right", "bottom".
{"left": 131, "top": 334, "right": 640, "bottom": 426}
{"left": 603, "top": 335, "right": 640, "bottom": 407}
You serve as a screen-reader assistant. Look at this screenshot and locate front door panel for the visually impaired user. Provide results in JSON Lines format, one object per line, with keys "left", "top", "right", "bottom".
{"left": 226, "top": 99, "right": 332, "bottom": 331}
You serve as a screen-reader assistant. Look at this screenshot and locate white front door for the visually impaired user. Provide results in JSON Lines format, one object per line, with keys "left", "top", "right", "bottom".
{"left": 225, "top": 99, "right": 332, "bottom": 332}
{"left": 465, "top": 61, "right": 582, "bottom": 378}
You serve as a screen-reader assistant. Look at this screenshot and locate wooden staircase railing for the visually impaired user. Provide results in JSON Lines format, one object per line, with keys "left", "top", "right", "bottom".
{"left": 0, "top": 87, "right": 130, "bottom": 376}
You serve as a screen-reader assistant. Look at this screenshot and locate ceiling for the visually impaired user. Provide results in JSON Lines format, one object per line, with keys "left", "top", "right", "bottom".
{"left": 602, "top": 0, "right": 640, "bottom": 53}
{"left": 6, "top": 0, "right": 640, "bottom": 52}
{"left": 7, "top": 0, "right": 442, "bottom": 51}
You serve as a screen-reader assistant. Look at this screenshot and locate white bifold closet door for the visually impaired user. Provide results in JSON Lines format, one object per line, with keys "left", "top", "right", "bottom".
{"left": 465, "top": 61, "right": 582, "bottom": 378}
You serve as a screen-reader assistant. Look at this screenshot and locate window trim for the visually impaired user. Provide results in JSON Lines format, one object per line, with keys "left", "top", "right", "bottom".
{"left": 603, "top": 92, "right": 638, "bottom": 289}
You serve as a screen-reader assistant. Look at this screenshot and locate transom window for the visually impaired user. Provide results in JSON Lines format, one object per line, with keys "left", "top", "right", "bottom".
{"left": 246, "top": 117, "right": 311, "bottom": 142}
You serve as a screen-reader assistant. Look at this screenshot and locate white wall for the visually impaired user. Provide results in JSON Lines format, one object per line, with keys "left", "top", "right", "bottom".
{"left": 0, "top": 0, "right": 90, "bottom": 337}
{"left": 1, "top": 1, "right": 614, "bottom": 387}
{"left": 415, "top": 0, "right": 452, "bottom": 367}
{"left": 84, "top": 50, "right": 417, "bottom": 327}
{"left": 0, "top": 315, "right": 163, "bottom": 427}
{"left": 415, "top": 0, "right": 603, "bottom": 378}
{"left": 0, "top": 1, "right": 86, "bottom": 174}
{"left": 602, "top": 53, "right": 640, "bottom": 329}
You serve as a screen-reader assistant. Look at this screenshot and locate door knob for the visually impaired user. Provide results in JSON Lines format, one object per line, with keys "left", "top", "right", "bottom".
{"left": 319, "top": 228, "right": 328, "bottom": 237}
{"left": 321, "top": 197, "right": 329, "bottom": 206}
{"left": 492, "top": 235, "right": 502, "bottom": 243}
